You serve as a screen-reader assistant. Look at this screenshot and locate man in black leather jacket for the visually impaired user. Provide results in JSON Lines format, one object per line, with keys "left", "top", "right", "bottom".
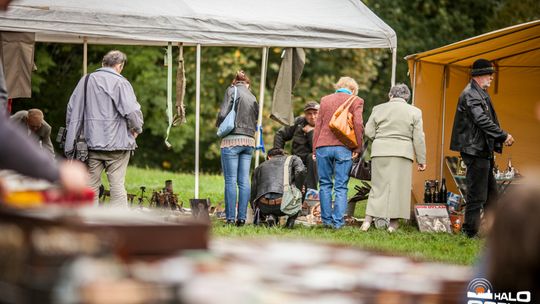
{"left": 450, "top": 58, "right": 515, "bottom": 238}
{"left": 251, "top": 148, "right": 306, "bottom": 228}
{"left": 273, "top": 101, "right": 319, "bottom": 190}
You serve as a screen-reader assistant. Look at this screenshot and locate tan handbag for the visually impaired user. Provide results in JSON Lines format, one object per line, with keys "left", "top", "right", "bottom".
{"left": 329, "top": 95, "right": 358, "bottom": 149}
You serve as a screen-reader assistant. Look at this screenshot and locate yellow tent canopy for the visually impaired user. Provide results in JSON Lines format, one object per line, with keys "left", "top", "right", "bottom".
{"left": 406, "top": 20, "right": 540, "bottom": 203}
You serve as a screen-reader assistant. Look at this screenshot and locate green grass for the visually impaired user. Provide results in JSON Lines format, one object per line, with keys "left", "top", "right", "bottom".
{"left": 105, "top": 166, "right": 483, "bottom": 265}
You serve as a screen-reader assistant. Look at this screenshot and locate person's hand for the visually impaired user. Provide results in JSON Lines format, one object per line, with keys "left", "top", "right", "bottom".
{"left": 312, "top": 154, "right": 316, "bottom": 160}
{"left": 417, "top": 163, "right": 427, "bottom": 171}
{"left": 59, "top": 161, "right": 89, "bottom": 193}
{"left": 504, "top": 134, "right": 514, "bottom": 146}
{"left": 352, "top": 152, "right": 359, "bottom": 159}
{"left": 302, "top": 125, "right": 314, "bottom": 133}
{"left": 131, "top": 130, "right": 139, "bottom": 139}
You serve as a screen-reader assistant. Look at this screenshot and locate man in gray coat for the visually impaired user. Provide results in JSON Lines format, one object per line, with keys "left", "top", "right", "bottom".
{"left": 65, "top": 50, "right": 143, "bottom": 207}
{"left": 11, "top": 109, "right": 55, "bottom": 158}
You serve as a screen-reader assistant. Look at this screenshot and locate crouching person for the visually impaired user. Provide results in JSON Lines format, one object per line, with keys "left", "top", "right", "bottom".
{"left": 251, "top": 148, "right": 306, "bottom": 228}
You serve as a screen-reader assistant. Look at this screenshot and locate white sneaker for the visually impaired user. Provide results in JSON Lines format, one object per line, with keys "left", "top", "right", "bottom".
{"left": 387, "top": 226, "right": 396, "bottom": 233}
{"left": 360, "top": 221, "right": 371, "bottom": 232}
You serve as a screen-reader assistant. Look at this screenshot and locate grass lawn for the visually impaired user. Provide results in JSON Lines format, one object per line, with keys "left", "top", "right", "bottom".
{"left": 107, "top": 166, "right": 483, "bottom": 266}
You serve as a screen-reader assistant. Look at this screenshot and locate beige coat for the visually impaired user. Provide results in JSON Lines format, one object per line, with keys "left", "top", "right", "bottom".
{"left": 365, "top": 97, "right": 426, "bottom": 219}
{"left": 365, "top": 98, "right": 426, "bottom": 164}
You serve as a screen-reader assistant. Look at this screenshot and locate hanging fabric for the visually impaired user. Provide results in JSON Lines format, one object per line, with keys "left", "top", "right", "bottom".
{"left": 270, "top": 47, "right": 305, "bottom": 126}
{"left": 173, "top": 42, "right": 187, "bottom": 126}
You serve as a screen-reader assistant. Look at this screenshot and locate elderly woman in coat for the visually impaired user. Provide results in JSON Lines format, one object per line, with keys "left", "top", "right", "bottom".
{"left": 362, "top": 84, "right": 426, "bottom": 232}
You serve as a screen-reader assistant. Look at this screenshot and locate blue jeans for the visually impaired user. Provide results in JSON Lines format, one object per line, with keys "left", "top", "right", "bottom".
{"left": 221, "top": 146, "right": 254, "bottom": 221}
{"left": 316, "top": 146, "right": 353, "bottom": 228}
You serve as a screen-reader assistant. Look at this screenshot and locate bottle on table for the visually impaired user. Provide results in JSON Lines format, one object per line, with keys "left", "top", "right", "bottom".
{"left": 424, "top": 181, "right": 432, "bottom": 204}
{"left": 433, "top": 180, "right": 440, "bottom": 204}
{"left": 439, "top": 178, "right": 447, "bottom": 205}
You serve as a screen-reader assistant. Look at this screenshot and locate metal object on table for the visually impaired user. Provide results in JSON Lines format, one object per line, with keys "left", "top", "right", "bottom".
{"left": 149, "top": 180, "right": 181, "bottom": 210}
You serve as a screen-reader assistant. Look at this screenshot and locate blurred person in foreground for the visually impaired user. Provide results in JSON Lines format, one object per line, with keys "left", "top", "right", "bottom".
{"left": 250, "top": 148, "right": 306, "bottom": 228}
{"left": 11, "top": 108, "right": 55, "bottom": 158}
{"left": 216, "top": 70, "right": 258, "bottom": 227}
{"left": 362, "top": 84, "right": 426, "bottom": 233}
{"left": 0, "top": 0, "right": 87, "bottom": 200}
{"left": 450, "top": 58, "right": 514, "bottom": 238}
{"left": 313, "top": 76, "right": 364, "bottom": 229}
{"left": 273, "top": 101, "right": 319, "bottom": 191}
{"left": 65, "top": 50, "right": 143, "bottom": 208}
{"left": 472, "top": 181, "right": 540, "bottom": 302}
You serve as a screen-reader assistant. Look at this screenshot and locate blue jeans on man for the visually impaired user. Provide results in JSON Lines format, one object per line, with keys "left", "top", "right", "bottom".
{"left": 316, "top": 146, "right": 353, "bottom": 228}
{"left": 221, "top": 146, "right": 254, "bottom": 222}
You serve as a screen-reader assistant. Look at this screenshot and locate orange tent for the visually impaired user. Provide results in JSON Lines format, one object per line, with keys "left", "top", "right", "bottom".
{"left": 405, "top": 20, "right": 540, "bottom": 202}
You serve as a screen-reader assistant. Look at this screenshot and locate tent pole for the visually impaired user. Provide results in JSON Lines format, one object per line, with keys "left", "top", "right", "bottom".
{"left": 440, "top": 66, "right": 448, "bottom": 180}
{"left": 391, "top": 47, "right": 397, "bottom": 87}
{"left": 195, "top": 44, "right": 201, "bottom": 199}
{"left": 411, "top": 61, "right": 417, "bottom": 105}
{"left": 83, "top": 37, "right": 87, "bottom": 75}
{"left": 255, "top": 47, "right": 268, "bottom": 168}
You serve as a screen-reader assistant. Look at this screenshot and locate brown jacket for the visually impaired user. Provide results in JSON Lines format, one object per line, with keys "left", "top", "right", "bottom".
{"left": 313, "top": 92, "right": 364, "bottom": 153}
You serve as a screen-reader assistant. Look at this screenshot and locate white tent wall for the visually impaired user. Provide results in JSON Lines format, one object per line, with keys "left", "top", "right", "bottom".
{"left": 1, "top": 0, "right": 396, "bottom": 48}
{"left": 1, "top": 0, "right": 397, "bottom": 198}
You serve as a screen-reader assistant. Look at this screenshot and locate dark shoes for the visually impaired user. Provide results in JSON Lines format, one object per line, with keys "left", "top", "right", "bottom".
{"left": 236, "top": 219, "right": 246, "bottom": 227}
{"left": 226, "top": 219, "right": 235, "bottom": 225}
{"left": 285, "top": 217, "right": 296, "bottom": 229}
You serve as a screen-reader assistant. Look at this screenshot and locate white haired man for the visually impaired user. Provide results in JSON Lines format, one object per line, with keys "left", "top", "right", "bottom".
{"left": 65, "top": 50, "right": 143, "bottom": 207}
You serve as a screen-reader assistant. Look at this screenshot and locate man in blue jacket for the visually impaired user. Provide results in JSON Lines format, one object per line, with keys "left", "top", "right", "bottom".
{"left": 450, "top": 58, "right": 515, "bottom": 238}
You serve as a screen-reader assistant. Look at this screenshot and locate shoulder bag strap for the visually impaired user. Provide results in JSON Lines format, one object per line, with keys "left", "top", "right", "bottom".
{"left": 343, "top": 95, "right": 356, "bottom": 111}
{"left": 283, "top": 156, "right": 292, "bottom": 187}
{"left": 231, "top": 85, "right": 238, "bottom": 111}
{"left": 75, "top": 74, "right": 91, "bottom": 141}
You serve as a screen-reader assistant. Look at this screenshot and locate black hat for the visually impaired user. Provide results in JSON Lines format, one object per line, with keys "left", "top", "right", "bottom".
{"left": 304, "top": 101, "right": 320, "bottom": 112}
{"left": 471, "top": 59, "right": 495, "bottom": 76}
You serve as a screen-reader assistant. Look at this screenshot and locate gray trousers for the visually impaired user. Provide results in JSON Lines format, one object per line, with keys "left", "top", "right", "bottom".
{"left": 88, "top": 150, "right": 131, "bottom": 207}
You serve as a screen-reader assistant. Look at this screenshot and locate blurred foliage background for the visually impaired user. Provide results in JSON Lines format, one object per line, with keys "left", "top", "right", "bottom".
{"left": 12, "top": 0, "right": 539, "bottom": 172}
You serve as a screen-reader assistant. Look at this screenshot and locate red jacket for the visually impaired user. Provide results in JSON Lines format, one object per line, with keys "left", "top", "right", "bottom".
{"left": 313, "top": 92, "right": 364, "bottom": 153}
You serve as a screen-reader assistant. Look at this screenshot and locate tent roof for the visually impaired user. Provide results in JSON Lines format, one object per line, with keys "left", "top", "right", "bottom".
{"left": 406, "top": 20, "right": 540, "bottom": 68}
{"left": 0, "top": 0, "right": 396, "bottom": 49}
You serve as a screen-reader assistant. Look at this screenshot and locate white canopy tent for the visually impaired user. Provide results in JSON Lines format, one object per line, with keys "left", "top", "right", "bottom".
{"left": 0, "top": 0, "right": 397, "bottom": 197}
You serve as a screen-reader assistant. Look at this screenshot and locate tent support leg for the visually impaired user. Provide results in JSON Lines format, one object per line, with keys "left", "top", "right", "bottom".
{"left": 411, "top": 61, "right": 417, "bottom": 105}
{"left": 255, "top": 47, "right": 268, "bottom": 168}
{"left": 83, "top": 37, "right": 87, "bottom": 75}
{"left": 440, "top": 66, "right": 448, "bottom": 180}
{"left": 391, "top": 47, "right": 397, "bottom": 87}
{"left": 195, "top": 44, "right": 201, "bottom": 199}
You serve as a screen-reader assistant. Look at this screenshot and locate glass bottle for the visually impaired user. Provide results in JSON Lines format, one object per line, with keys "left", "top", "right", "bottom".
{"left": 439, "top": 178, "right": 447, "bottom": 205}
{"left": 433, "top": 180, "right": 440, "bottom": 204}
{"left": 424, "top": 181, "right": 431, "bottom": 204}
{"left": 506, "top": 157, "right": 515, "bottom": 178}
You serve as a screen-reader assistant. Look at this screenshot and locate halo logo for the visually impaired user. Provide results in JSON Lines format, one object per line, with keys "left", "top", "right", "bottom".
{"left": 466, "top": 278, "right": 531, "bottom": 304}
{"left": 467, "top": 278, "right": 495, "bottom": 300}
